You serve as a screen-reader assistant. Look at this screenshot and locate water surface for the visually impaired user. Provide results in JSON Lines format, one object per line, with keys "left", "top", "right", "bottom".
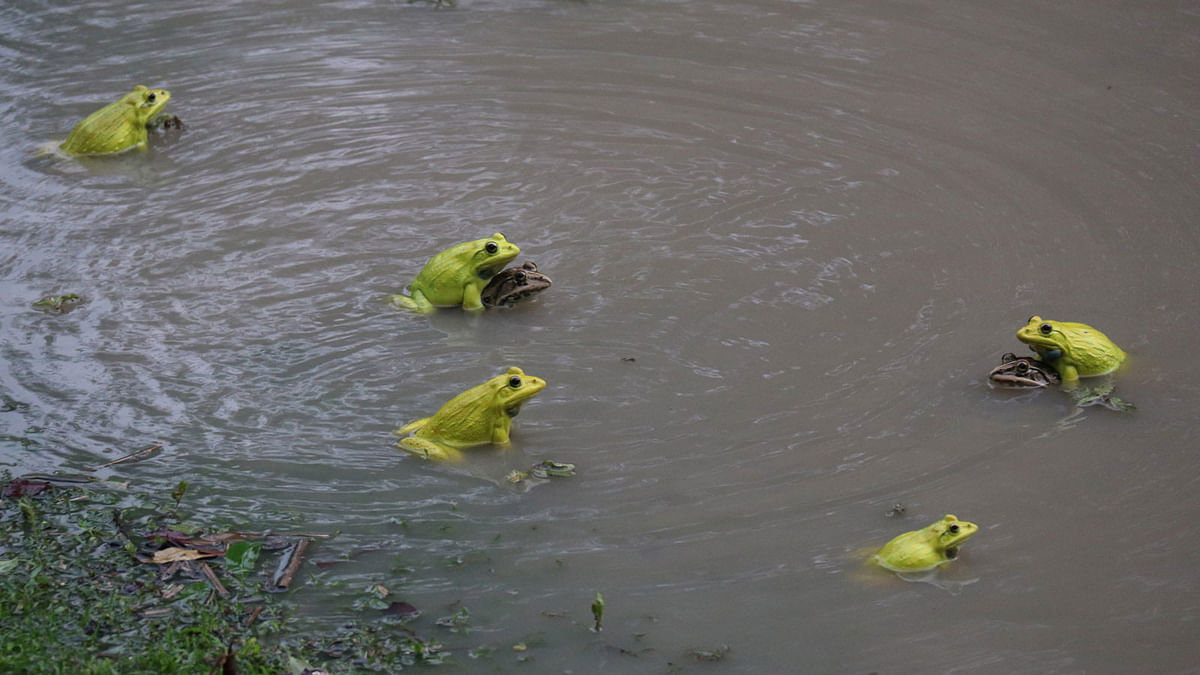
{"left": 2, "top": 0, "right": 1199, "bottom": 672}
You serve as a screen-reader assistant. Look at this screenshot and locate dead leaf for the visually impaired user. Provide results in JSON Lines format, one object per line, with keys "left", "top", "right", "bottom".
{"left": 138, "top": 547, "right": 219, "bottom": 564}
{"left": 2, "top": 479, "right": 52, "bottom": 499}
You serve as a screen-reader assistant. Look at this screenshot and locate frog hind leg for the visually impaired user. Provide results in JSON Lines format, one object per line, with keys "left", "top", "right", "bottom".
{"left": 397, "top": 437, "right": 463, "bottom": 462}
{"left": 388, "top": 290, "right": 434, "bottom": 312}
{"left": 394, "top": 417, "right": 431, "bottom": 436}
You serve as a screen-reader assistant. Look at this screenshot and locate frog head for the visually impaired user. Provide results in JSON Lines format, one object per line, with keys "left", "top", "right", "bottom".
{"left": 928, "top": 514, "right": 977, "bottom": 556}
{"left": 481, "top": 261, "right": 553, "bottom": 308}
{"left": 492, "top": 366, "right": 546, "bottom": 417}
{"left": 1017, "top": 316, "right": 1073, "bottom": 362}
{"left": 471, "top": 233, "right": 520, "bottom": 280}
{"left": 128, "top": 85, "right": 170, "bottom": 126}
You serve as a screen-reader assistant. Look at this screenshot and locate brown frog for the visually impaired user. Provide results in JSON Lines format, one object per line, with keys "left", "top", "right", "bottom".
{"left": 481, "top": 261, "right": 552, "bottom": 308}
{"left": 988, "top": 353, "right": 1061, "bottom": 388}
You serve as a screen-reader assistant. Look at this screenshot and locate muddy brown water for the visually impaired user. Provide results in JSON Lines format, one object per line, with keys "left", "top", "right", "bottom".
{"left": 2, "top": 1, "right": 1199, "bottom": 672}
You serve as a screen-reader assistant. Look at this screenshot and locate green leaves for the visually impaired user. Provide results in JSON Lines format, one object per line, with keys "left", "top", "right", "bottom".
{"left": 224, "top": 541, "right": 262, "bottom": 577}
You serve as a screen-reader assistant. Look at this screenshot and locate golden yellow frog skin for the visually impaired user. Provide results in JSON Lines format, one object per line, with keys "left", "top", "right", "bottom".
{"left": 1016, "top": 316, "right": 1126, "bottom": 385}
{"left": 60, "top": 85, "right": 170, "bottom": 155}
{"left": 874, "top": 514, "right": 978, "bottom": 572}
{"left": 389, "top": 233, "right": 520, "bottom": 312}
{"left": 395, "top": 366, "right": 545, "bottom": 461}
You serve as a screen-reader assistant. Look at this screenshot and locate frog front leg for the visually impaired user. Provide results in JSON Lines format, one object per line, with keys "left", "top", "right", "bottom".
{"left": 461, "top": 282, "right": 486, "bottom": 311}
{"left": 491, "top": 417, "right": 514, "bottom": 445}
{"left": 1058, "top": 363, "right": 1080, "bottom": 388}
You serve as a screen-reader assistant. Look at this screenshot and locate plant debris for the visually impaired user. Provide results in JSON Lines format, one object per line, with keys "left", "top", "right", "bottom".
{"left": 31, "top": 293, "right": 83, "bottom": 314}
{"left": 0, "top": 472, "right": 459, "bottom": 672}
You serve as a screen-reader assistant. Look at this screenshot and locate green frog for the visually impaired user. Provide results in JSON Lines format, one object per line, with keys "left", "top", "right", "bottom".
{"left": 874, "top": 514, "right": 978, "bottom": 572}
{"left": 988, "top": 353, "right": 1061, "bottom": 388}
{"left": 1016, "top": 316, "right": 1126, "bottom": 386}
{"left": 395, "top": 366, "right": 546, "bottom": 461}
{"left": 481, "top": 261, "right": 552, "bottom": 308}
{"left": 389, "top": 233, "right": 520, "bottom": 312}
{"left": 60, "top": 85, "right": 172, "bottom": 155}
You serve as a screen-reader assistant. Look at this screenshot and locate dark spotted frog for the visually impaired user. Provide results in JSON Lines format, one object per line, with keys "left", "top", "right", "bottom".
{"left": 481, "top": 261, "right": 552, "bottom": 308}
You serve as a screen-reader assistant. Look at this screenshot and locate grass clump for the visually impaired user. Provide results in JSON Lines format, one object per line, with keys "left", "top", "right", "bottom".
{"left": 0, "top": 473, "right": 449, "bottom": 673}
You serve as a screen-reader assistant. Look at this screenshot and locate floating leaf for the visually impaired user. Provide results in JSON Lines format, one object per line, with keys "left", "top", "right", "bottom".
{"left": 381, "top": 601, "right": 421, "bottom": 621}
{"left": 2, "top": 479, "right": 52, "bottom": 500}
{"left": 225, "top": 540, "right": 262, "bottom": 577}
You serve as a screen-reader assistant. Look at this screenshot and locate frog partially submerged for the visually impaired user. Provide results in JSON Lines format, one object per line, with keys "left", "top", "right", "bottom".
{"left": 32, "top": 293, "right": 84, "bottom": 315}
{"left": 1016, "top": 316, "right": 1126, "bottom": 386}
{"left": 481, "top": 261, "right": 552, "bottom": 308}
{"left": 388, "top": 233, "right": 520, "bottom": 312}
{"left": 60, "top": 85, "right": 172, "bottom": 155}
{"left": 988, "top": 353, "right": 1061, "bottom": 388}
{"left": 875, "top": 514, "right": 978, "bottom": 573}
{"left": 1013, "top": 316, "right": 1134, "bottom": 411}
{"left": 395, "top": 366, "right": 546, "bottom": 461}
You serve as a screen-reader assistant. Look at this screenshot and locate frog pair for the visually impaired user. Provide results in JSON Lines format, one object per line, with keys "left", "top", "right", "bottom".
{"left": 385, "top": 233, "right": 551, "bottom": 312}
{"left": 989, "top": 316, "right": 1132, "bottom": 411}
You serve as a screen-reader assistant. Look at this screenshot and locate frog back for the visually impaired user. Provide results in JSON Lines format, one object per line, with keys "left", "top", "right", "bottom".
{"left": 409, "top": 251, "right": 483, "bottom": 306}
{"left": 60, "top": 95, "right": 146, "bottom": 155}
{"left": 1059, "top": 324, "right": 1126, "bottom": 376}
{"left": 875, "top": 530, "right": 945, "bottom": 571}
{"left": 415, "top": 384, "right": 505, "bottom": 447}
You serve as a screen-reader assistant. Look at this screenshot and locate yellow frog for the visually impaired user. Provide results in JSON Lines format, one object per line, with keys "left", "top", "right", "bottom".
{"left": 60, "top": 85, "right": 171, "bottom": 155}
{"left": 388, "top": 234, "right": 520, "bottom": 312}
{"left": 874, "top": 514, "right": 978, "bottom": 572}
{"left": 395, "top": 366, "right": 545, "bottom": 461}
{"left": 1016, "top": 316, "right": 1126, "bottom": 386}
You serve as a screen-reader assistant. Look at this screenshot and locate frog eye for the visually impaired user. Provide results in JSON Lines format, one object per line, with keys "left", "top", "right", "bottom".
{"left": 1039, "top": 323, "right": 1053, "bottom": 335}
{"left": 508, "top": 376, "right": 522, "bottom": 388}
{"left": 1015, "top": 362, "right": 1029, "bottom": 374}
{"left": 147, "top": 93, "right": 156, "bottom": 103}
{"left": 947, "top": 524, "right": 959, "bottom": 534}
{"left": 486, "top": 241, "right": 499, "bottom": 254}
{"left": 514, "top": 270, "right": 527, "bottom": 283}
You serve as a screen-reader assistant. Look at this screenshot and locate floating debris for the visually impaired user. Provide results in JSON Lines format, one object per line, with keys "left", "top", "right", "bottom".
{"left": 32, "top": 293, "right": 83, "bottom": 314}
{"left": 591, "top": 592, "right": 605, "bottom": 632}
{"left": 272, "top": 538, "right": 311, "bottom": 591}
